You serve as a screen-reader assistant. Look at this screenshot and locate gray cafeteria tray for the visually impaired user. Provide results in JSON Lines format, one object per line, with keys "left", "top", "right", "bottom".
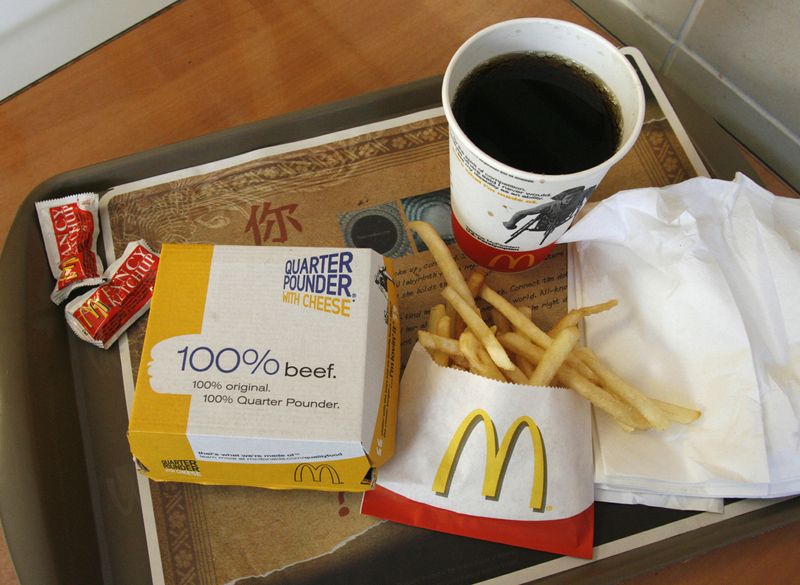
{"left": 2, "top": 75, "right": 798, "bottom": 585}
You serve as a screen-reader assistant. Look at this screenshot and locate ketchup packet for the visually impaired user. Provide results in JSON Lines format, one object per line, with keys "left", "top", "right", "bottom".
{"left": 65, "top": 240, "right": 160, "bottom": 349}
{"left": 36, "top": 193, "right": 104, "bottom": 304}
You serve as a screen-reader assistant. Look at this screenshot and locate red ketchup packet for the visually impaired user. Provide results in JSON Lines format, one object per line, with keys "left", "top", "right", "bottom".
{"left": 36, "top": 193, "right": 104, "bottom": 304}
{"left": 65, "top": 240, "right": 160, "bottom": 349}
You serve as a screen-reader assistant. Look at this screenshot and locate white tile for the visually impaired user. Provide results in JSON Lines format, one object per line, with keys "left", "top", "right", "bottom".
{"left": 627, "top": 0, "right": 696, "bottom": 38}
{"left": 573, "top": 0, "right": 676, "bottom": 66}
{"left": 683, "top": 0, "right": 800, "bottom": 133}
{"left": 664, "top": 45, "right": 800, "bottom": 189}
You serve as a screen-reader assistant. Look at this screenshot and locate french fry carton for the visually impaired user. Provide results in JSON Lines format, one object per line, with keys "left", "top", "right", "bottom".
{"left": 362, "top": 344, "right": 594, "bottom": 558}
{"left": 128, "top": 244, "right": 400, "bottom": 492}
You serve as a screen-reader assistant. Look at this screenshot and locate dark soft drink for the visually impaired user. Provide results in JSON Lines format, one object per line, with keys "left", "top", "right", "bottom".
{"left": 452, "top": 52, "right": 622, "bottom": 175}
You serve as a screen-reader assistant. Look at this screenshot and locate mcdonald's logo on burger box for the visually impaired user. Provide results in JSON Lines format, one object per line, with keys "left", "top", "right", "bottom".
{"left": 128, "top": 244, "right": 400, "bottom": 492}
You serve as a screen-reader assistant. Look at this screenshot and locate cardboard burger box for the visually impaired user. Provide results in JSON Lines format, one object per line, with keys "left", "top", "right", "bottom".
{"left": 128, "top": 244, "right": 400, "bottom": 492}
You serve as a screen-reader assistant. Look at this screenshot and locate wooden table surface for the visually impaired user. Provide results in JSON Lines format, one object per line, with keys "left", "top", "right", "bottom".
{"left": 1, "top": 1, "right": 798, "bottom": 584}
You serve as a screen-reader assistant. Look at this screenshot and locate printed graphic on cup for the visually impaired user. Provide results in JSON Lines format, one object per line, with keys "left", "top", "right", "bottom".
{"left": 442, "top": 18, "right": 645, "bottom": 271}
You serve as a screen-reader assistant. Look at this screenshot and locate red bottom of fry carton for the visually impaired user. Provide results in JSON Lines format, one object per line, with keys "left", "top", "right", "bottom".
{"left": 362, "top": 485, "right": 594, "bottom": 559}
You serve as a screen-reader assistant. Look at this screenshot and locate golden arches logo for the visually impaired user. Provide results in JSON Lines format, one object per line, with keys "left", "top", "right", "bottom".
{"left": 432, "top": 409, "right": 546, "bottom": 510}
{"left": 487, "top": 253, "right": 538, "bottom": 271}
{"left": 77, "top": 295, "right": 110, "bottom": 323}
{"left": 293, "top": 463, "right": 343, "bottom": 485}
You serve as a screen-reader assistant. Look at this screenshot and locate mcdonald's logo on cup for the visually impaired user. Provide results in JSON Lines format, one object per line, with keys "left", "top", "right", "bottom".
{"left": 451, "top": 212, "right": 556, "bottom": 273}
{"left": 432, "top": 408, "right": 546, "bottom": 510}
{"left": 294, "top": 463, "right": 343, "bottom": 485}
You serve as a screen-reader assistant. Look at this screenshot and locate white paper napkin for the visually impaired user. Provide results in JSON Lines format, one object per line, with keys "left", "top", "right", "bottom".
{"left": 560, "top": 173, "right": 800, "bottom": 503}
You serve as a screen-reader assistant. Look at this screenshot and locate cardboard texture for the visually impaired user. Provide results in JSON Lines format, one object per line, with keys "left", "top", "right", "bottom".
{"left": 101, "top": 82, "right": 698, "bottom": 583}
{"left": 128, "top": 244, "right": 400, "bottom": 491}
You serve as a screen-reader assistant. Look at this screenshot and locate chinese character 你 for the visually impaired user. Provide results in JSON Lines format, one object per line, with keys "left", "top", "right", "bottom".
{"left": 245, "top": 201, "right": 302, "bottom": 245}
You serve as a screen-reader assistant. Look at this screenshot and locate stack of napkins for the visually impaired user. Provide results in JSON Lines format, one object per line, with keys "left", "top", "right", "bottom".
{"left": 560, "top": 173, "right": 800, "bottom": 511}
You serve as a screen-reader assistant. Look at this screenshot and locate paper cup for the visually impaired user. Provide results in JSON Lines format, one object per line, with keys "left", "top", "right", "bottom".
{"left": 442, "top": 18, "right": 644, "bottom": 272}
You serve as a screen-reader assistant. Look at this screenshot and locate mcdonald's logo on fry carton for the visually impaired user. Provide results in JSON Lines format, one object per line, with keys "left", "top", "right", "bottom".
{"left": 128, "top": 244, "right": 401, "bottom": 492}
{"left": 433, "top": 409, "right": 546, "bottom": 511}
{"left": 360, "top": 345, "right": 595, "bottom": 558}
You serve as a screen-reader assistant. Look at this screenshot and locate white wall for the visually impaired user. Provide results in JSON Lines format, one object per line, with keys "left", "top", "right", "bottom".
{"left": 575, "top": 0, "right": 800, "bottom": 191}
{"left": 0, "top": 0, "right": 175, "bottom": 101}
{"left": 3, "top": 0, "right": 797, "bottom": 190}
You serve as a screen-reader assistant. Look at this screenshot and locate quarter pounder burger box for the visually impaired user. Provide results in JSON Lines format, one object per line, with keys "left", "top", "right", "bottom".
{"left": 128, "top": 244, "right": 400, "bottom": 492}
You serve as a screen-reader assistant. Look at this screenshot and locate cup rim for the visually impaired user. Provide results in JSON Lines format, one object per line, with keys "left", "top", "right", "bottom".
{"left": 441, "top": 18, "right": 646, "bottom": 181}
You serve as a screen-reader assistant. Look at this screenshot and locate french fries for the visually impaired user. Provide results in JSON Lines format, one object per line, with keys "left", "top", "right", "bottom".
{"left": 499, "top": 332, "right": 649, "bottom": 431}
{"left": 410, "top": 221, "right": 478, "bottom": 312}
{"left": 459, "top": 331, "right": 506, "bottom": 382}
{"left": 442, "top": 286, "right": 514, "bottom": 371}
{"left": 418, "top": 330, "right": 460, "bottom": 357}
{"left": 549, "top": 300, "right": 618, "bottom": 337}
{"left": 576, "top": 347, "right": 672, "bottom": 431}
{"left": 490, "top": 307, "right": 512, "bottom": 333}
{"left": 411, "top": 221, "right": 700, "bottom": 432}
{"left": 528, "top": 326, "right": 580, "bottom": 387}
{"left": 427, "top": 304, "right": 448, "bottom": 366}
{"left": 652, "top": 399, "right": 702, "bottom": 424}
